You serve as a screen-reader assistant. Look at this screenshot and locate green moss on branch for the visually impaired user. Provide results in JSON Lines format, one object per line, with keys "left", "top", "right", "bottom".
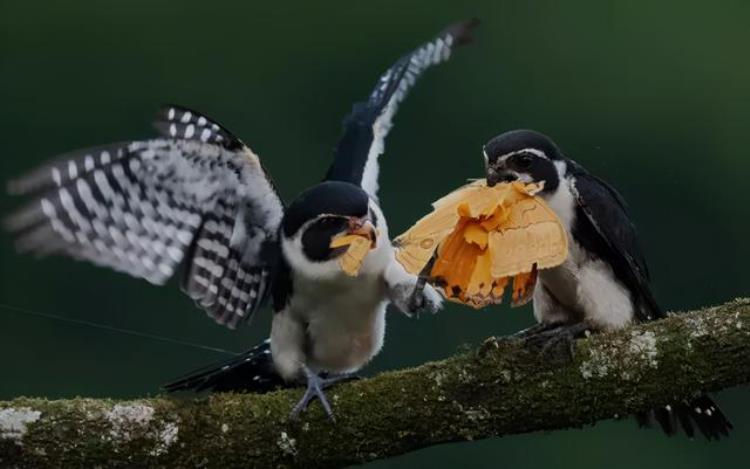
{"left": 2, "top": 298, "right": 750, "bottom": 468}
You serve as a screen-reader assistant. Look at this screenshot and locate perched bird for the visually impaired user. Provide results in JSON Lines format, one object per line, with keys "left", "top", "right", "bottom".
{"left": 5, "top": 20, "right": 479, "bottom": 418}
{"left": 482, "top": 129, "right": 732, "bottom": 439}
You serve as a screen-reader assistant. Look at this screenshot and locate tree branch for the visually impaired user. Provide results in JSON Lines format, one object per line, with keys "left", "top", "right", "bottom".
{"left": 2, "top": 298, "right": 750, "bottom": 468}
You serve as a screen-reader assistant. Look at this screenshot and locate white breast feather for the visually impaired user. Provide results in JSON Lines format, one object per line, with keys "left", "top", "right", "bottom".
{"left": 538, "top": 172, "right": 635, "bottom": 329}
{"left": 274, "top": 200, "right": 394, "bottom": 377}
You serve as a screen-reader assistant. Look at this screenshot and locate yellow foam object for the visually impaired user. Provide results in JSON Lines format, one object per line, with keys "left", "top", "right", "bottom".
{"left": 394, "top": 180, "right": 568, "bottom": 308}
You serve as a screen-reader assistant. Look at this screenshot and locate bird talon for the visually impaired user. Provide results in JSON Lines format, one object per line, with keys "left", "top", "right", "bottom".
{"left": 523, "top": 323, "right": 591, "bottom": 364}
{"left": 540, "top": 332, "right": 576, "bottom": 364}
{"left": 512, "top": 322, "right": 563, "bottom": 340}
{"left": 289, "top": 366, "right": 355, "bottom": 421}
{"left": 406, "top": 290, "right": 425, "bottom": 317}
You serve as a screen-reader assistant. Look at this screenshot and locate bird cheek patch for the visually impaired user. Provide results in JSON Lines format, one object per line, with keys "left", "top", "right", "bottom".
{"left": 395, "top": 180, "right": 567, "bottom": 308}
{"left": 330, "top": 234, "right": 376, "bottom": 276}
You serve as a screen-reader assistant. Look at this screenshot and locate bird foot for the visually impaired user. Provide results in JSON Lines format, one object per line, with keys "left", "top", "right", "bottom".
{"left": 481, "top": 323, "right": 563, "bottom": 351}
{"left": 403, "top": 257, "right": 440, "bottom": 318}
{"left": 289, "top": 366, "right": 353, "bottom": 421}
{"left": 523, "top": 322, "right": 591, "bottom": 364}
{"left": 406, "top": 285, "right": 425, "bottom": 316}
{"left": 511, "top": 322, "right": 566, "bottom": 340}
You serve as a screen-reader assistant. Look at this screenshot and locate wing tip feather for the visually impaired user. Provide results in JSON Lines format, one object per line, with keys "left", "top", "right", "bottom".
{"left": 443, "top": 17, "right": 481, "bottom": 47}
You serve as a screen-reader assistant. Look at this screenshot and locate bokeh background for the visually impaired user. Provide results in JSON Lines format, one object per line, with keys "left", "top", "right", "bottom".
{"left": 2, "top": 0, "right": 749, "bottom": 467}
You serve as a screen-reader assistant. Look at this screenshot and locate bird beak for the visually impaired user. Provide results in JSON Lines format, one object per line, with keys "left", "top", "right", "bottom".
{"left": 486, "top": 169, "right": 518, "bottom": 187}
{"left": 486, "top": 171, "right": 501, "bottom": 187}
{"left": 347, "top": 216, "right": 378, "bottom": 247}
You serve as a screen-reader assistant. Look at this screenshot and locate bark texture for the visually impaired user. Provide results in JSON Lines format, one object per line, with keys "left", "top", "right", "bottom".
{"left": 2, "top": 298, "right": 750, "bottom": 468}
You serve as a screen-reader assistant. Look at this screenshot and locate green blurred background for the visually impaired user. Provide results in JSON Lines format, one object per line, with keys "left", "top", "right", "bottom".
{"left": 1, "top": 0, "right": 749, "bottom": 467}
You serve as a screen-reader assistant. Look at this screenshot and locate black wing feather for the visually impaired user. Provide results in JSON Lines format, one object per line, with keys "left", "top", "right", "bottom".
{"left": 569, "top": 165, "right": 662, "bottom": 321}
{"left": 326, "top": 19, "right": 478, "bottom": 200}
{"left": 569, "top": 164, "right": 732, "bottom": 439}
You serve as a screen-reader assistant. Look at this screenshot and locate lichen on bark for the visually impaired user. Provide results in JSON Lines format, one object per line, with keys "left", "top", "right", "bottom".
{"left": 1, "top": 298, "right": 750, "bottom": 468}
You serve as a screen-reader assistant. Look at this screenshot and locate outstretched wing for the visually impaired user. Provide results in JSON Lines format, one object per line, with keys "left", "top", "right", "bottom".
{"left": 5, "top": 106, "right": 285, "bottom": 329}
{"left": 569, "top": 167, "right": 662, "bottom": 322}
{"left": 325, "top": 18, "right": 478, "bottom": 201}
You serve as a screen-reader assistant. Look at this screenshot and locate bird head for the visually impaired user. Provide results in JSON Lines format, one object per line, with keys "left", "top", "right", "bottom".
{"left": 281, "top": 181, "right": 382, "bottom": 279}
{"left": 483, "top": 130, "right": 565, "bottom": 196}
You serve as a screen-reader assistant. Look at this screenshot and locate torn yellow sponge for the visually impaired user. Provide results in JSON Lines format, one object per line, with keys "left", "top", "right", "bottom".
{"left": 395, "top": 180, "right": 568, "bottom": 308}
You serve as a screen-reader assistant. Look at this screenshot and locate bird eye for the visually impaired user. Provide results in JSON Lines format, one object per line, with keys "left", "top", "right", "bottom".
{"left": 316, "top": 216, "right": 347, "bottom": 231}
{"left": 514, "top": 154, "right": 533, "bottom": 170}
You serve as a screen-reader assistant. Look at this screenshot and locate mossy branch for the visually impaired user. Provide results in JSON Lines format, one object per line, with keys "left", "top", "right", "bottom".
{"left": 2, "top": 298, "right": 750, "bottom": 468}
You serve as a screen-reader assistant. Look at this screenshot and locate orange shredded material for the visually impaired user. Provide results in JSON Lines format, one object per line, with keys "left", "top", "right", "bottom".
{"left": 395, "top": 180, "right": 567, "bottom": 308}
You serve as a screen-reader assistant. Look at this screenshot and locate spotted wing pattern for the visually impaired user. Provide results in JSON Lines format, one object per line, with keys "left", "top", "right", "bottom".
{"left": 6, "top": 107, "right": 284, "bottom": 329}
{"left": 153, "top": 104, "right": 244, "bottom": 150}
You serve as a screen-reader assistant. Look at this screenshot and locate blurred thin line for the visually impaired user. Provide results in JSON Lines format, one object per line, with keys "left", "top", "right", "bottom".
{"left": 0, "top": 302, "right": 238, "bottom": 356}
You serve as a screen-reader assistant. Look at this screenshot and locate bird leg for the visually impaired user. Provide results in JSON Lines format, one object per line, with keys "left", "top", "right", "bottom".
{"left": 289, "top": 365, "right": 353, "bottom": 421}
{"left": 523, "top": 322, "right": 592, "bottom": 364}
{"left": 406, "top": 255, "right": 437, "bottom": 316}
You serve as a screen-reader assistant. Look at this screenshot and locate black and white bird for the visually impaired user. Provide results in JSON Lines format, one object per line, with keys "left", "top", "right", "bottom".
{"left": 483, "top": 129, "right": 732, "bottom": 439}
{"left": 5, "top": 20, "right": 479, "bottom": 418}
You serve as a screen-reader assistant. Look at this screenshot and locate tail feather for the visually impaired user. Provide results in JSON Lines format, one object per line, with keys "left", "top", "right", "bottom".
{"left": 163, "top": 339, "right": 288, "bottom": 394}
{"left": 636, "top": 395, "right": 732, "bottom": 440}
{"left": 652, "top": 406, "right": 675, "bottom": 436}
{"left": 674, "top": 407, "right": 696, "bottom": 439}
{"left": 689, "top": 395, "right": 733, "bottom": 440}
